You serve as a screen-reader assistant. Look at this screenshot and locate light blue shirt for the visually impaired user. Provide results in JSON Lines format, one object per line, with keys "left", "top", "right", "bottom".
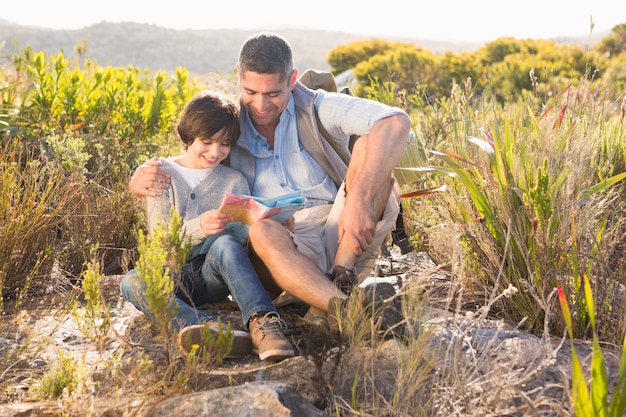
{"left": 239, "top": 90, "right": 404, "bottom": 207}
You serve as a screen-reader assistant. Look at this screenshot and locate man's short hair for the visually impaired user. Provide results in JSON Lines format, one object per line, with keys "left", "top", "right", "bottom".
{"left": 238, "top": 32, "right": 294, "bottom": 82}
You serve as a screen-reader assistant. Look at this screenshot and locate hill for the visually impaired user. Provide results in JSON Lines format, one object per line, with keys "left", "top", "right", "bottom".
{"left": 0, "top": 20, "right": 608, "bottom": 81}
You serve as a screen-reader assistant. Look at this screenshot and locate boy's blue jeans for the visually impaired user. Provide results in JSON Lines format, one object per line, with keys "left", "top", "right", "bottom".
{"left": 120, "top": 234, "right": 276, "bottom": 331}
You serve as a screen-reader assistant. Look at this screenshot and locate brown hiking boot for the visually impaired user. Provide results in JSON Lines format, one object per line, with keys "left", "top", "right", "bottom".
{"left": 250, "top": 313, "right": 295, "bottom": 361}
{"left": 178, "top": 321, "right": 252, "bottom": 359}
{"left": 303, "top": 305, "right": 328, "bottom": 328}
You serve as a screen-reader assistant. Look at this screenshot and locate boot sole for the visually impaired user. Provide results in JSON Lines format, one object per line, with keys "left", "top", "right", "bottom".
{"left": 254, "top": 347, "right": 295, "bottom": 361}
{"left": 179, "top": 323, "right": 252, "bottom": 359}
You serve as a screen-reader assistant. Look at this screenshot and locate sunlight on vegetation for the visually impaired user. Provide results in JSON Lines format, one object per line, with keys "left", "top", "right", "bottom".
{"left": 1, "top": 24, "right": 626, "bottom": 414}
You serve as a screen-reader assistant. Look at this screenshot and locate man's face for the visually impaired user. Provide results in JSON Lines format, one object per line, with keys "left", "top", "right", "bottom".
{"left": 238, "top": 69, "right": 297, "bottom": 131}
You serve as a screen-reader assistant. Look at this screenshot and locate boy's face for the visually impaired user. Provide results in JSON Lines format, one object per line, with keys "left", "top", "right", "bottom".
{"left": 181, "top": 132, "right": 231, "bottom": 169}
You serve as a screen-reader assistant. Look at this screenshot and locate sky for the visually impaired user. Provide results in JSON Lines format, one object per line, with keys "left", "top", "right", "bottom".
{"left": 3, "top": 0, "right": 625, "bottom": 43}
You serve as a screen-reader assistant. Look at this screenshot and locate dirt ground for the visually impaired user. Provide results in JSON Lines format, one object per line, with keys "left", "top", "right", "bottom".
{"left": 0, "top": 250, "right": 423, "bottom": 411}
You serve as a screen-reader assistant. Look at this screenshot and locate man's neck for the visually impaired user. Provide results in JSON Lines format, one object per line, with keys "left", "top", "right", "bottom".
{"left": 255, "top": 123, "right": 277, "bottom": 150}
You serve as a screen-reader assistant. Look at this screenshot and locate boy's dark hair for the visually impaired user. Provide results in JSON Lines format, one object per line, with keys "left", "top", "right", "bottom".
{"left": 238, "top": 32, "right": 294, "bottom": 82}
{"left": 176, "top": 90, "right": 240, "bottom": 149}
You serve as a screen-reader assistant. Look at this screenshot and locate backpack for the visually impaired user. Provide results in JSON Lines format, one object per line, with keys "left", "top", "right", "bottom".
{"left": 298, "top": 69, "right": 359, "bottom": 158}
{"left": 298, "top": 69, "right": 414, "bottom": 254}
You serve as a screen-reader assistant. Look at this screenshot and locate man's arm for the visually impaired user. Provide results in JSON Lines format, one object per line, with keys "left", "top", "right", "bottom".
{"left": 129, "top": 157, "right": 171, "bottom": 199}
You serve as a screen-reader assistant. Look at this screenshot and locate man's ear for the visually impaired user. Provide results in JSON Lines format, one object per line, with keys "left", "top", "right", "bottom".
{"left": 289, "top": 68, "right": 298, "bottom": 90}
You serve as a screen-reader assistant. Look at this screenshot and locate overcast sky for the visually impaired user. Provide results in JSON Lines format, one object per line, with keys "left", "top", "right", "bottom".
{"left": 3, "top": 0, "right": 624, "bottom": 42}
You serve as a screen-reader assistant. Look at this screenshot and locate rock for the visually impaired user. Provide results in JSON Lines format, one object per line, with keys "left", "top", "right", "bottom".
{"left": 148, "top": 382, "right": 325, "bottom": 417}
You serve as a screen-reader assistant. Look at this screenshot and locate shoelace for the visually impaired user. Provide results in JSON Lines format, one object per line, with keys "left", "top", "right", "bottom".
{"left": 256, "top": 313, "right": 287, "bottom": 337}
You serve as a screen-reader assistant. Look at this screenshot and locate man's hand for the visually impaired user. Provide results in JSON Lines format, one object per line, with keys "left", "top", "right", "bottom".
{"left": 129, "top": 157, "right": 171, "bottom": 198}
{"left": 337, "top": 193, "right": 375, "bottom": 257}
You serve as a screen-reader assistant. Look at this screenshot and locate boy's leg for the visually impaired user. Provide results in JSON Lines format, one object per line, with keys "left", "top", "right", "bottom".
{"left": 201, "top": 234, "right": 276, "bottom": 327}
{"left": 202, "top": 234, "right": 293, "bottom": 361}
{"left": 119, "top": 268, "right": 213, "bottom": 331}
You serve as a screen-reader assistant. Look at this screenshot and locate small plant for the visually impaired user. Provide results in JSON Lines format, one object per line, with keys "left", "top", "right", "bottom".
{"left": 70, "top": 245, "right": 111, "bottom": 352}
{"left": 0, "top": 139, "right": 81, "bottom": 299}
{"left": 557, "top": 274, "right": 626, "bottom": 417}
{"left": 30, "top": 350, "right": 79, "bottom": 400}
{"left": 133, "top": 214, "right": 181, "bottom": 358}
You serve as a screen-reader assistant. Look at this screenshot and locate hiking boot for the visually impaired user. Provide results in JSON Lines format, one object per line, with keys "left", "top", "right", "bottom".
{"left": 360, "top": 282, "right": 404, "bottom": 336}
{"left": 326, "top": 296, "right": 350, "bottom": 335}
{"left": 327, "top": 282, "right": 404, "bottom": 337}
{"left": 331, "top": 265, "right": 359, "bottom": 295}
{"left": 303, "top": 305, "right": 328, "bottom": 328}
{"left": 178, "top": 321, "right": 252, "bottom": 359}
{"left": 250, "top": 313, "right": 295, "bottom": 361}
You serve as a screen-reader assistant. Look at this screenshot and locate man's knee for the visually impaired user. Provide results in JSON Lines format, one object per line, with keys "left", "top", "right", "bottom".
{"left": 249, "top": 219, "right": 288, "bottom": 247}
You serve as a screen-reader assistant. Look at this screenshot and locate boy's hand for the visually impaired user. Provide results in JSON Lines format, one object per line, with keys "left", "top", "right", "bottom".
{"left": 200, "top": 210, "right": 233, "bottom": 236}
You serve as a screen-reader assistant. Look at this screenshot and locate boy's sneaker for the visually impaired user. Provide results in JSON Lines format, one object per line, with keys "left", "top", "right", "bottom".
{"left": 250, "top": 312, "right": 295, "bottom": 362}
{"left": 178, "top": 321, "right": 252, "bottom": 359}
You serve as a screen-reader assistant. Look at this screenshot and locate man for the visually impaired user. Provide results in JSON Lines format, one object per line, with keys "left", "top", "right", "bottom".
{"left": 130, "top": 32, "right": 410, "bottom": 333}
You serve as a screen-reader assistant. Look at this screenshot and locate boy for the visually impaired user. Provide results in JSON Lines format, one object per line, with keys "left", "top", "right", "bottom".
{"left": 120, "top": 90, "right": 294, "bottom": 361}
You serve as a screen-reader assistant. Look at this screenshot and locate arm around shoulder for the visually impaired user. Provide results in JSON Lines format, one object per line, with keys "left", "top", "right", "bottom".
{"left": 129, "top": 157, "right": 171, "bottom": 198}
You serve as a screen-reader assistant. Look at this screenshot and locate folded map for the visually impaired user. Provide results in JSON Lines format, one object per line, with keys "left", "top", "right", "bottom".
{"left": 218, "top": 190, "right": 306, "bottom": 225}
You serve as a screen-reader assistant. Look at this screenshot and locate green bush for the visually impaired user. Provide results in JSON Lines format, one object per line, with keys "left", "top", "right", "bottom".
{"left": 1, "top": 49, "right": 205, "bottom": 298}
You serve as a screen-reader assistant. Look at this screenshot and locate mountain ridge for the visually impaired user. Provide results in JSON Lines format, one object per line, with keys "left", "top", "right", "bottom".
{"left": 0, "top": 20, "right": 608, "bottom": 80}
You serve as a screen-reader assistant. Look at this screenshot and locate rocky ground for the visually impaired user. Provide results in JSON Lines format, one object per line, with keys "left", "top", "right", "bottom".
{"left": 0, "top": 248, "right": 623, "bottom": 416}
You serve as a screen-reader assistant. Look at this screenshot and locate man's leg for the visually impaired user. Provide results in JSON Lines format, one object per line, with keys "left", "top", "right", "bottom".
{"left": 249, "top": 214, "right": 403, "bottom": 337}
{"left": 200, "top": 234, "right": 277, "bottom": 327}
{"left": 203, "top": 234, "right": 294, "bottom": 361}
{"left": 248, "top": 219, "right": 346, "bottom": 312}
{"left": 331, "top": 137, "right": 393, "bottom": 269}
{"left": 325, "top": 138, "right": 400, "bottom": 287}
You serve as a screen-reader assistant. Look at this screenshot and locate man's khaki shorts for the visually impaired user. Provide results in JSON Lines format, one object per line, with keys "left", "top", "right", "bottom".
{"left": 290, "top": 181, "right": 399, "bottom": 282}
